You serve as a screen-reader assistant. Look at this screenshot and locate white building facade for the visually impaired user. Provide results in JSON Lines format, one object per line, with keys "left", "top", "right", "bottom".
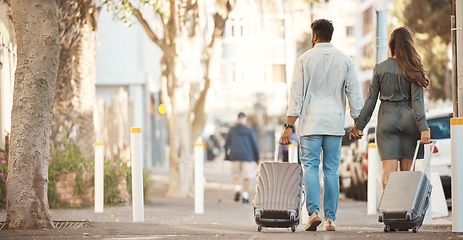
{"left": 310, "top": 0, "right": 377, "bottom": 98}
{"left": 0, "top": 2, "right": 16, "bottom": 153}
{"left": 204, "top": 0, "right": 298, "bottom": 155}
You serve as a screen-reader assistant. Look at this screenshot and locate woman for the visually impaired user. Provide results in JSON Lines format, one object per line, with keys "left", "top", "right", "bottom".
{"left": 349, "top": 27, "right": 431, "bottom": 189}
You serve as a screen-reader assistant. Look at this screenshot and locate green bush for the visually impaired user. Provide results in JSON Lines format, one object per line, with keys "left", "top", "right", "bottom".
{"left": 105, "top": 158, "right": 153, "bottom": 205}
{"left": 0, "top": 158, "right": 7, "bottom": 208}
{"left": 48, "top": 139, "right": 152, "bottom": 208}
{"left": 48, "top": 140, "right": 94, "bottom": 208}
{"left": 0, "top": 139, "right": 153, "bottom": 209}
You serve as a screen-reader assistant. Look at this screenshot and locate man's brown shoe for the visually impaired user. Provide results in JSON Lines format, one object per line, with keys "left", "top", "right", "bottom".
{"left": 304, "top": 211, "right": 321, "bottom": 231}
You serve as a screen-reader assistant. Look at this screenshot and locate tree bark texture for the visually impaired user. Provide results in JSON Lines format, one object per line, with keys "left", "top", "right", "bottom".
{"left": 7, "top": 0, "right": 60, "bottom": 229}
{"left": 52, "top": 0, "right": 98, "bottom": 158}
{"left": 52, "top": 23, "right": 96, "bottom": 158}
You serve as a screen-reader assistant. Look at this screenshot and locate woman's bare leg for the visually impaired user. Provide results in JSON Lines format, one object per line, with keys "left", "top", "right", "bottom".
{"left": 399, "top": 159, "right": 413, "bottom": 171}
{"left": 382, "top": 160, "right": 398, "bottom": 189}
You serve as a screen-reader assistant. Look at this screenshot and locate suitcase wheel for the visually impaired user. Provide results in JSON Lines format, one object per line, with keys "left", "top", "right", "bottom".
{"left": 255, "top": 209, "right": 262, "bottom": 221}
{"left": 384, "top": 226, "right": 390, "bottom": 233}
{"left": 291, "top": 225, "right": 296, "bottom": 232}
{"left": 412, "top": 226, "right": 419, "bottom": 233}
{"left": 289, "top": 212, "right": 296, "bottom": 221}
{"left": 257, "top": 225, "right": 262, "bottom": 232}
{"left": 406, "top": 211, "right": 412, "bottom": 221}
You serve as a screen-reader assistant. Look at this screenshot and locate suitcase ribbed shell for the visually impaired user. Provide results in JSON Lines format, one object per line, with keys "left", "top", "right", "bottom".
{"left": 254, "top": 162, "right": 302, "bottom": 212}
{"left": 379, "top": 171, "right": 430, "bottom": 220}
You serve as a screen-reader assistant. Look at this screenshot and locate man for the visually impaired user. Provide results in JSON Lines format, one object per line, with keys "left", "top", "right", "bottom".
{"left": 224, "top": 112, "right": 259, "bottom": 203}
{"left": 279, "top": 19, "right": 363, "bottom": 231}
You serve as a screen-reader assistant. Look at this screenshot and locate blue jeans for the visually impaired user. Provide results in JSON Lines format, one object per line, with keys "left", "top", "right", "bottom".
{"left": 300, "top": 135, "right": 341, "bottom": 220}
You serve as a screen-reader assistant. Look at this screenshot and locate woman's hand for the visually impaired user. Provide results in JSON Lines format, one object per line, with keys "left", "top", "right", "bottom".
{"left": 421, "top": 130, "right": 431, "bottom": 144}
{"left": 348, "top": 126, "right": 364, "bottom": 140}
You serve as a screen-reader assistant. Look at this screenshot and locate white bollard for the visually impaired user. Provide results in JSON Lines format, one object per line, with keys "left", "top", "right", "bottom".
{"left": 367, "top": 143, "right": 377, "bottom": 215}
{"left": 94, "top": 142, "right": 104, "bottom": 213}
{"left": 288, "top": 142, "right": 298, "bottom": 163}
{"left": 130, "top": 127, "right": 144, "bottom": 222}
{"left": 194, "top": 143, "right": 205, "bottom": 214}
{"left": 451, "top": 118, "right": 463, "bottom": 232}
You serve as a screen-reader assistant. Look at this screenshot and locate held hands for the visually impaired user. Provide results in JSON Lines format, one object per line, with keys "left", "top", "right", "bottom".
{"left": 421, "top": 130, "right": 431, "bottom": 144}
{"left": 348, "top": 126, "right": 364, "bottom": 140}
{"left": 279, "top": 128, "right": 293, "bottom": 145}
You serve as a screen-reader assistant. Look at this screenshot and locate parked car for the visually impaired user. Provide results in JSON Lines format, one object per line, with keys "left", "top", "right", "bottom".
{"left": 339, "top": 123, "right": 375, "bottom": 201}
{"left": 426, "top": 108, "right": 453, "bottom": 204}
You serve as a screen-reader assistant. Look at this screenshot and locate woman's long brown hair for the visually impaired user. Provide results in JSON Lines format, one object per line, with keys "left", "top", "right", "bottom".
{"left": 389, "top": 27, "right": 430, "bottom": 88}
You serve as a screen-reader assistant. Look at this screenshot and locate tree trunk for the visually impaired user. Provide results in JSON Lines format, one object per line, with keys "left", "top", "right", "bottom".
{"left": 164, "top": 41, "right": 197, "bottom": 198}
{"left": 7, "top": 0, "right": 60, "bottom": 229}
{"left": 53, "top": 11, "right": 97, "bottom": 159}
{"left": 52, "top": 39, "right": 75, "bottom": 150}
{"left": 120, "top": 0, "right": 234, "bottom": 198}
{"left": 70, "top": 23, "right": 96, "bottom": 158}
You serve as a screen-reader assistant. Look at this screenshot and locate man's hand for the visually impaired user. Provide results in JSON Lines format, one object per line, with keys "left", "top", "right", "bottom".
{"left": 348, "top": 126, "right": 364, "bottom": 140}
{"left": 279, "top": 128, "right": 293, "bottom": 145}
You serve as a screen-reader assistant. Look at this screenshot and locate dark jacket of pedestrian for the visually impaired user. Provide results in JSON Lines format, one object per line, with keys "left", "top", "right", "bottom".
{"left": 224, "top": 124, "right": 259, "bottom": 162}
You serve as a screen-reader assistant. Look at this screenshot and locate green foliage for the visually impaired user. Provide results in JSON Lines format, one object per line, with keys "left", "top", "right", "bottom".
{"left": 47, "top": 139, "right": 152, "bottom": 208}
{"left": 103, "top": 158, "right": 130, "bottom": 205}
{"left": 392, "top": 0, "right": 452, "bottom": 100}
{"left": 126, "top": 166, "right": 153, "bottom": 204}
{"left": 0, "top": 158, "right": 7, "bottom": 208}
{"left": 48, "top": 140, "right": 94, "bottom": 208}
{"left": 104, "top": 0, "right": 166, "bottom": 26}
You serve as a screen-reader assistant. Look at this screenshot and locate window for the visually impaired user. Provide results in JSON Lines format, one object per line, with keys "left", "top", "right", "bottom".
{"left": 262, "top": 18, "right": 285, "bottom": 39}
{"left": 363, "top": 7, "right": 373, "bottom": 35}
{"left": 230, "top": 64, "right": 244, "bottom": 82}
{"left": 229, "top": 18, "right": 244, "bottom": 38}
{"left": 272, "top": 64, "right": 286, "bottom": 83}
{"left": 346, "top": 26, "right": 354, "bottom": 37}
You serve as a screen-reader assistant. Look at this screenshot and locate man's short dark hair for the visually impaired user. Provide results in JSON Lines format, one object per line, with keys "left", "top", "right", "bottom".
{"left": 238, "top": 112, "right": 246, "bottom": 119}
{"left": 311, "top": 19, "right": 334, "bottom": 42}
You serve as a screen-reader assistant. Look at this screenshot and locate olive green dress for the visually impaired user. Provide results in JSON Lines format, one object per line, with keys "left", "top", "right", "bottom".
{"left": 356, "top": 58, "right": 429, "bottom": 160}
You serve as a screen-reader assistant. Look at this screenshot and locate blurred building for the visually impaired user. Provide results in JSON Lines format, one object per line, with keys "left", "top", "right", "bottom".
{"left": 206, "top": 0, "right": 298, "bottom": 156}
{"left": 0, "top": 2, "right": 15, "bottom": 153}
{"left": 310, "top": 0, "right": 376, "bottom": 99}
{"left": 95, "top": 9, "right": 167, "bottom": 168}
{"left": 204, "top": 0, "right": 377, "bottom": 156}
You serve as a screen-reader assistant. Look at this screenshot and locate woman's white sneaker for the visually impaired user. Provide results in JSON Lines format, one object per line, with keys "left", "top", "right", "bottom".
{"left": 323, "top": 219, "right": 335, "bottom": 231}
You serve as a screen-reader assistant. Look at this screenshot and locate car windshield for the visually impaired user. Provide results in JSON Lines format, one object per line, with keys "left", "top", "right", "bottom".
{"left": 428, "top": 116, "right": 451, "bottom": 139}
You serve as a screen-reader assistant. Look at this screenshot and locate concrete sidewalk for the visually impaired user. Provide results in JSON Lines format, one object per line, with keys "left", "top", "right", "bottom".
{"left": 0, "top": 157, "right": 455, "bottom": 240}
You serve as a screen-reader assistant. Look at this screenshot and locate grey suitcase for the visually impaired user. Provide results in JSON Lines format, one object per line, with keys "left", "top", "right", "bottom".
{"left": 253, "top": 142, "right": 303, "bottom": 232}
{"left": 378, "top": 140, "right": 436, "bottom": 233}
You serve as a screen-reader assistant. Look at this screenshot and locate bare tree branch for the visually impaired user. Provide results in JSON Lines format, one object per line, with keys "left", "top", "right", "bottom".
{"left": 190, "top": 0, "right": 233, "bottom": 137}
{"left": 167, "top": 0, "right": 178, "bottom": 44}
{"left": 123, "top": 0, "right": 166, "bottom": 50}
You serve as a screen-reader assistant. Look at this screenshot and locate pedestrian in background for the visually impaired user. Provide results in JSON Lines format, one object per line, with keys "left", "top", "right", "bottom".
{"left": 224, "top": 112, "right": 259, "bottom": 204}
{"left": 279, "top": 19, "right": 363, "bottom": 231}
{"left": 349, "top": 26, "right": 431, "bottom": 189}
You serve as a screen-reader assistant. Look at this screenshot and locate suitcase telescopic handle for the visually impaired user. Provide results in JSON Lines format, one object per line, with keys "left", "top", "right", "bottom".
{"left": 410, "top": 140, "right": 437, "bottom": 173}
{"left": 274, "top": 140, "right": 296, "bottom": 162}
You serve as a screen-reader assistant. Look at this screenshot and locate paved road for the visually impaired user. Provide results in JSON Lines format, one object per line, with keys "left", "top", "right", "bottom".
{"left": 0, "top": 158, "right": 456, "bottom": 239}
